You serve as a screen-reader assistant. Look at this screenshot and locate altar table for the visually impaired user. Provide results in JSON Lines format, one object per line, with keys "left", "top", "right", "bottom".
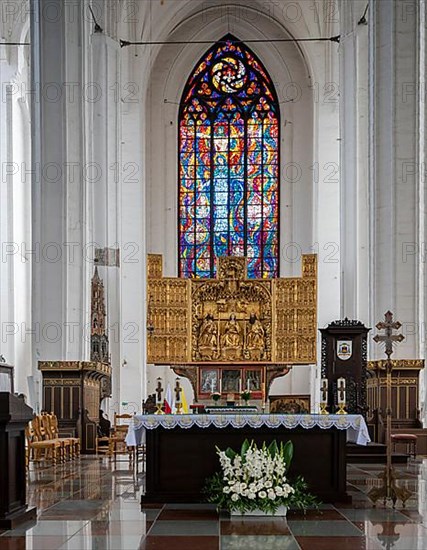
{"left": 126, "top": 413, "right": 370, "bottom": 504}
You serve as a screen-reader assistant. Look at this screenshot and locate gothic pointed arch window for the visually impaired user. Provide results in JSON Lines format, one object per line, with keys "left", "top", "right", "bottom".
{"left": 178, "top": 35, "right": 279, "bottom": 279}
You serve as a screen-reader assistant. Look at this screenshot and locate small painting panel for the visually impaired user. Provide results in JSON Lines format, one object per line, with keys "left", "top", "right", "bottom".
{"left": 244, "top": 369, "right": 262, "bottom": 392}
{"left": 221, "top": 370, "right": 240, "bottom": 393}
{"left": 200, "top": 369, "right": 219, "bottom": 394}
{"left": 269, "top": 395, "right": 310, "bottom": 414}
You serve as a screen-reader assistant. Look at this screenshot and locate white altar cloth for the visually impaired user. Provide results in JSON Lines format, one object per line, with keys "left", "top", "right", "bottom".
{"left": 126, "top": 413, "right": 371, "bottom": 447}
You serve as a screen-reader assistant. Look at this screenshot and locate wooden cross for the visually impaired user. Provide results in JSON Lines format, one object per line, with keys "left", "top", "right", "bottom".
{"left": 373, "top": 311, "right": 405, "bottom": 359}
{"left": 174, "top": 379, "right": 182, "bottom": 404}
{"left": 321, "top": 379, "right": 328, "bottom": 402}
{"left": 155, "top": 378, "right": 163, "bottom": 403}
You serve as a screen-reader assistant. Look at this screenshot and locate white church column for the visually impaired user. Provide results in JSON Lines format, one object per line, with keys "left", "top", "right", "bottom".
{"left": 86, "top": 4, "right": 146, "bottom": 413}
{"left": 305, "top": 40, "right": 341, "bottom": 412}
{"left": 10, "top": 74, "right": 33, "bottom": 397}
{"left": 31, "top": 0, "right": 90, "bottom": 367}
{"left": 369, "top": 0, "right": 427, "bottom": 424}
{"left": 418, "top": 0, "right": 427, "bottom": 423}
{"left": 339, "top": 0, "right": 369, "bottom": 322}
{"left": 119, "top": 35, "right": 146, "bottom": 411}
{"left": 0, "top": 57, "right": 16, "bottom": 368}
{"left": 369, "top": 0, "right": 421, "bottom": 358}
{"left": 87, "top": 32, "right": 121, "bottom": 412}
{"left": 0, "top": 32, "right": 33, "bottom": 399}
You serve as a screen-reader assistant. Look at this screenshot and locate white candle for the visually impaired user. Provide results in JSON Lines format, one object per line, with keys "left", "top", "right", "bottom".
{"left": 239, "top": 379, "right": 242, "bottom": 394}
{"left": 337, "top": 377, "right": 346, "bottom": 404}
{"left": 219, "top": 378, "right": 222, "bottom": 394}
{"left": 247, "top": 378, "right": 250, "bottom": 391}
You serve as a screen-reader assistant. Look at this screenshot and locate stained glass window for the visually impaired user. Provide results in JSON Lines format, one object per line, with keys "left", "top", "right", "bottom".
{"left": 179, "top": 35, "right": 279, "bottom": 279}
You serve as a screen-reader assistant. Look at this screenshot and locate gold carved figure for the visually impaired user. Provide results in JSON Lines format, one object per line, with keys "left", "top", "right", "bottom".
{"left": 198, "top": 314, "right": 218, "bottom": 360}
{"left": 221, "top": 314, "right": 243, "bottom": 360}
{"left": 246, "top": 313, "right": 265, "bottom": 360}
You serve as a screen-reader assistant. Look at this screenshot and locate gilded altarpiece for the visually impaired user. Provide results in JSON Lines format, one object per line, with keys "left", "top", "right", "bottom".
{"left": 147, "top": 255, "right": 317, "bottom": 399}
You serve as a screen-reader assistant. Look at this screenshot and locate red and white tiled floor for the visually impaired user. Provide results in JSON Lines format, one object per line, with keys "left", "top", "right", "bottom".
{"left": 1, "top": 457, "right": 426, "bottom": 549}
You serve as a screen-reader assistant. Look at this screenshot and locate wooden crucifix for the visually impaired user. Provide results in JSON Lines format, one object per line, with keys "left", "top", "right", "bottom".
{"left": 155, "top": 378, "right": 164, "bottom": 404}
{"left": 321, "top": 379, "right": 328, "bottom": 402}
{"left": 174, "top": 378, "right": 182, "bottom": 404}
{"left": 373, "top": 310, "right": 404, "bottom": 359}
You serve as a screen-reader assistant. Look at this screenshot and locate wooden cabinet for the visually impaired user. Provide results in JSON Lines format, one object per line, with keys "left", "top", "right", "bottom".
{"left": 39, "top": 361, "right": 111, "bottom": 453}
{"left": 0, "top": 393, "right": 36, "bottom": 528}
{"left": 320, "top": 319, "right": 370, "bottom": 415}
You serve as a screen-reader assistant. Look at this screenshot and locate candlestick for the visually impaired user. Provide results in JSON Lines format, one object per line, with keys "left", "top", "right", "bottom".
{"left": 336, "top": 377, "right": 347, "bottom": 415}
{"left": 320, "top": 378, "right": 329, "bottom": 415}
{"left": 337, "top": 377, "right": 346, "bottom": 404}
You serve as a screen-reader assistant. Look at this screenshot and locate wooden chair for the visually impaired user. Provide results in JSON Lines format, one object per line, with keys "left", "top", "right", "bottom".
{"left": 135, "top": 441, "right": 146, "bottom": 473}
{"left": 109, "top": 413, "right": 134, "bottom": 462}
{"left": 96, "top": 435, "right": 111, "bottom": 455}
{"left": 48, "top": 413, "right": 80, "bottom": 458}
{"left": 40, "top": 413, "right": 72, "bottom": 461}
{"left": 96, "top": 410, "right": 112, "bottom": 456}
{"left": 26, "top": 418, "right": 63, "bottom": 465}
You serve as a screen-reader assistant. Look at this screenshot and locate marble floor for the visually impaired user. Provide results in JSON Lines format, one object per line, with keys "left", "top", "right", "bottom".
{"left": 1, "top": 457, "right": 427, "bottom": 549}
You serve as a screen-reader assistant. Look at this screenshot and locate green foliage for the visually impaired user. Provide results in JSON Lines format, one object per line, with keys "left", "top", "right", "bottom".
{"left": 267, "top": 440, "right": 278, "bottom": 458}
{"left": 240, "top": 439, "right": 250, "bottom": 460}
{"left": 282, "top": 440, "right": 294, "bottom": 470}
{"left": 289, "top": 476, "right": 319, "bottom": 511}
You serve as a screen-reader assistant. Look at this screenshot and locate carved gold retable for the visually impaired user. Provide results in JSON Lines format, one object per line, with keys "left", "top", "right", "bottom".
{"left": 147, "top": 255, "right": 317, "bottom": 398}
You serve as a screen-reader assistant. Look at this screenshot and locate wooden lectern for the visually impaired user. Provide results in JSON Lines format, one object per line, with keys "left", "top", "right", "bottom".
{"left": 0, "top": 393, "right": 36, "bottom": 528}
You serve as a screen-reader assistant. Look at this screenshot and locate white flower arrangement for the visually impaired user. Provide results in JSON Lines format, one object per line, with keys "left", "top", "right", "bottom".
{"left": 205, "top": 439, "right": 317, "bottom": 515}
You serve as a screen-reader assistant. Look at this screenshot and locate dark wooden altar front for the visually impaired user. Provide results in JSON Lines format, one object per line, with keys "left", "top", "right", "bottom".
{"left": 39, "top": 361, "right": 111, "bottom": 453}
{"left": 143, "top": 424, "right": 349, "bottom": 504}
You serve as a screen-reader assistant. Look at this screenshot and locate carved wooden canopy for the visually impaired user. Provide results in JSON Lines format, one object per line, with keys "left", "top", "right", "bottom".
{"left": 146, "top": 255, "right": 317, "bottom": 366}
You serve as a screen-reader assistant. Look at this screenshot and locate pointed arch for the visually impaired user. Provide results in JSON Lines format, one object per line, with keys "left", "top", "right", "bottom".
{"left": 178, "top": 34, "right": 280, "bottom": 279}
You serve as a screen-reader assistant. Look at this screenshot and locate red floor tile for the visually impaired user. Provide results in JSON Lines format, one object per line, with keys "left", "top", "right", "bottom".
{"left": 140, "top": 535, "right": 219, "bottom": 550}
{"left": 287, "top": 509, "right": 347, "bottom": 521}
{"left": 0, "top": 536, "right": 70, "bottom": 550}
{"left": 221, "top": 518, "right": 291, "bottom": 535}
{"left": 157, "top": 509, "right": 218, "bottom": 521}
{"left": 141, "top": 504, "right": 165, "bottom": 509}
{"left": 296, "top": 536, "right": 381, "bottom": 550}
